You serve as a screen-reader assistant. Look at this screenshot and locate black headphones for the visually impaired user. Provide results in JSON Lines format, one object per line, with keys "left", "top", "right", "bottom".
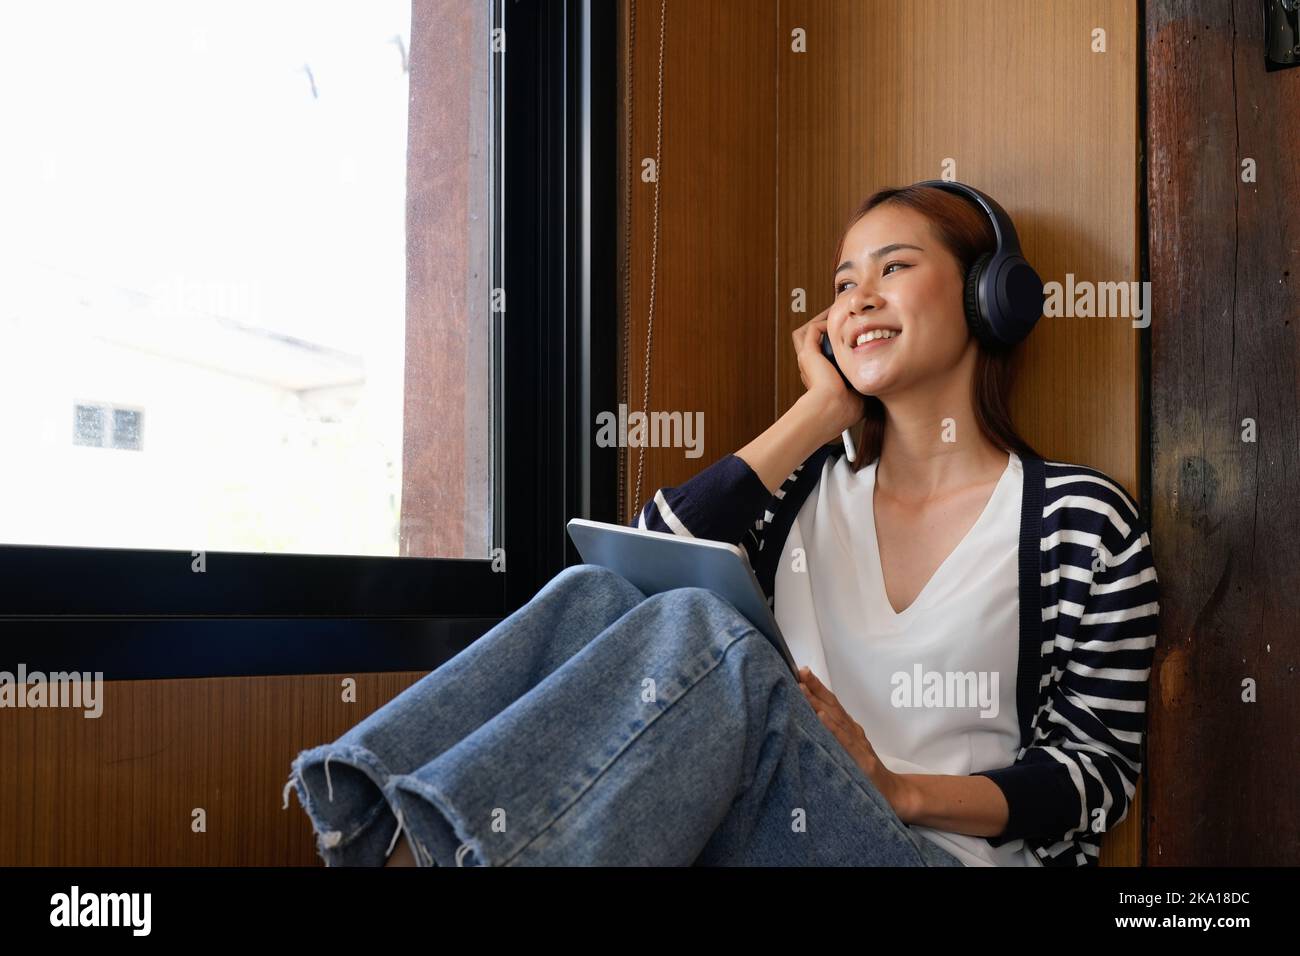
{"left": 911, "top": 179, "right": 1045, "bottom": 349}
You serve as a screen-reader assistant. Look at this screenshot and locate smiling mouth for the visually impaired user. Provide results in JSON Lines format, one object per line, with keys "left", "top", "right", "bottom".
{"left": 851, "top": 330, "right": 901, "bottom": 352}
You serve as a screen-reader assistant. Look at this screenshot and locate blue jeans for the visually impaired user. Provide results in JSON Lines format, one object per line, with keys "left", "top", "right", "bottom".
{"left": 284, "top": 564, "right": 965, "bottom": 867}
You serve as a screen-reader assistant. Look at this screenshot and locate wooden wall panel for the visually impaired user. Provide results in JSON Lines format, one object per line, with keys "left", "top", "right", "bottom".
{"left": 0, "top": 673, "right": 424, "bottom": 865}
{"left": 618, "top": 0, "right": 780, "bottom": 523}
{"left": 1146, "top": 0, "right": 1300, "bottom": 865}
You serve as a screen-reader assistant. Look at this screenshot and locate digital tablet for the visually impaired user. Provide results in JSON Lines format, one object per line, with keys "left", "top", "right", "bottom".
{"left": 565, "top": 518, "right": 798, "bottom": 675}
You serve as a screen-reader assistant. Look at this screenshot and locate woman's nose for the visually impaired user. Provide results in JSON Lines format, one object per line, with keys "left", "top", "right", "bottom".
{"left": 848, "top": 288, "right": 880, "bottom": 313}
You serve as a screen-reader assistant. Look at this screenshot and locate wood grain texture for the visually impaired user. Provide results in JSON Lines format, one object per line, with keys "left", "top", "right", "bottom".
{"left": 619, "top": 0, "right": 780, "bottom": 522}
{"left": 623, "top": 0, "right": 1144, "bottom": 864}
{"left": 1146, "top": 0, "right": 1300, "bottom": 865}
{"left": 0, "top": 673, "right": 425, "bottom": 865}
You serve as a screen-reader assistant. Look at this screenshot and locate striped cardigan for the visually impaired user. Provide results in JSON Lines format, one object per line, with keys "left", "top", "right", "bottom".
{"left": 632, "top": 442, "right": 1161, "bottom": 867}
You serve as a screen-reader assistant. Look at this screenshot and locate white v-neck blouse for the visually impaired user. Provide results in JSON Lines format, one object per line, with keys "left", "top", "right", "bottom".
{"left": 774, "top": 451, "right": 1043, "bottom": 867}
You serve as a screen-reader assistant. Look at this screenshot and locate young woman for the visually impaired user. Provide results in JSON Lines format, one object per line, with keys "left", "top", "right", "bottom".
{"left": 285, "top": 182, "right": 1159, "bottom": 867}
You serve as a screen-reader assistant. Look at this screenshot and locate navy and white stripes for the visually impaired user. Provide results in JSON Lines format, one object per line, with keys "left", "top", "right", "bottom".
{"left": 633, "top": 444, "right": 1160, "bottom": 867}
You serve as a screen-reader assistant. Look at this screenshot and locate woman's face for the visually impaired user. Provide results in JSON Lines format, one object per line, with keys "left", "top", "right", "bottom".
{"left": 828, "top": 203, "right": 972, "bottom": 398}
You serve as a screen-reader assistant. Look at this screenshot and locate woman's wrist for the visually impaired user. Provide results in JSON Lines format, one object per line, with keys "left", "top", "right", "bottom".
{"left": 736, "top": 393, "right": 839, "bottom": 495}
{"left": 792, "top": 391, "right": 844, "bottom": 449}
{"left": 892, "top": 773, "right": 924, "bottom": 824}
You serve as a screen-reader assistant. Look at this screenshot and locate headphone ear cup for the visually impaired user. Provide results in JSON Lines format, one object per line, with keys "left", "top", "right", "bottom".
{"left": 964, "top": 252, "right": 997, "bottom": 348}
{"left": 998, "top": 255, "right": 1047, "bottom": 344}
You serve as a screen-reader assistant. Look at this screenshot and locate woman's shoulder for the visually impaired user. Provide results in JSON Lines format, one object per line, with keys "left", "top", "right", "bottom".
{"left": 1034, "top": 455, "right": 1149, "bottom": 544}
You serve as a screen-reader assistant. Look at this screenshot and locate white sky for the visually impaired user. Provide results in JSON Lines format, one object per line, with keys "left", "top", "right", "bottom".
{"left": 0, "top": 0, "right": 412, "bottom": 356}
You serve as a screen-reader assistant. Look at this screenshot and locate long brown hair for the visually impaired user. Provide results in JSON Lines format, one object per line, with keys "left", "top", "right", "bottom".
{"left": 831, "top": 183, "right": 1041, "bottom": 472}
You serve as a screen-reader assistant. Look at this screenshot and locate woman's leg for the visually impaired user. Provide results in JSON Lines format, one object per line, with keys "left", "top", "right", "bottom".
{"left": 289, "top": 566, "right": 962, "bottom": 866}
{"left": 484, "top": 585, "right": 961, "bottom": 866}
{"left": 284, "top": 563, "right": 647, "bottom": 866}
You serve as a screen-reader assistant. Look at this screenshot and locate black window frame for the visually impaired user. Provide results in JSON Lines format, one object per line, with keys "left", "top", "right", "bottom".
{"left": 0, "top": 0, "right": 618, "bottom": 680}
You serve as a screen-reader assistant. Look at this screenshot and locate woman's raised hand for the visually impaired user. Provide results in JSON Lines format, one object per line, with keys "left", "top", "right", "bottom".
{"left": 792, "top": 306, "right": 866, "bottom": 440}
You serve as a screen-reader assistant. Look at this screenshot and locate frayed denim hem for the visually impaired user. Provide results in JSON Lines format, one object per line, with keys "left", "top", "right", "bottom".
{"left": 282, "top": 742, "right": 489, "bottom": 867}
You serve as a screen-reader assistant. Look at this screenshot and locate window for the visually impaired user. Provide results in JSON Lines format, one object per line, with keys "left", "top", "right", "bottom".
{"left": 72, "top": 403, "right": 144, "bottom": 451}
{"left": 1, "top": 0, "right": 455, "bottom": 558}
{"left": 72, "top": 405, "right": 106, "bottom": 448}
{"left": 112, "top": 409, "right": 144, "bottom": 451}
{"left": 0, "top": 0, "right": 618, "bottom": 675}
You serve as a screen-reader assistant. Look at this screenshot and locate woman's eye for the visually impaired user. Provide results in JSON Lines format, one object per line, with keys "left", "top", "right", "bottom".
{"left": 835, "top": 262, "right": 908, "bottom": 293}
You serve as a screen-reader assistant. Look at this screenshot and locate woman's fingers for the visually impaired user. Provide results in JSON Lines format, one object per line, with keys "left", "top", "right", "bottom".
{"left": 799, "top": 667, "right": 838, "bottom": 707}
{"left": 813, "top": 700, "right": 855, "bottom": 740}
{"left": 797, "top": 672, "right": 866, "bottom": 750}
{"left": 798, "top": 677, "right": 850, "bottom": 727}
{"left": 794, "top": 321, "right": 812, "bottom": 354}
{"left": 793, "top": 311, "right": 829, "bottom": 352}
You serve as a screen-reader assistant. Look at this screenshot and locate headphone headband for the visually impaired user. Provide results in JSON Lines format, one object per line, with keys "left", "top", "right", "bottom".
{"left": 911, "top": 179, "right": 1020, "bottom": 254}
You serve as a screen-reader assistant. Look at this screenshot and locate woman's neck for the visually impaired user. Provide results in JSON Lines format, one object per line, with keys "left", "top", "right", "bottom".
{"left": 874, "top": 393, "right": 1009, "bottom": 503}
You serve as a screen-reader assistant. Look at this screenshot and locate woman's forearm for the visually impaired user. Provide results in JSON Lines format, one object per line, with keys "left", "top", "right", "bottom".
{"left": 736, "top": 394, "right": 840, "bottom": 495}
{"left": 896, "top": 773, "right": 1011, "bottom": 839}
